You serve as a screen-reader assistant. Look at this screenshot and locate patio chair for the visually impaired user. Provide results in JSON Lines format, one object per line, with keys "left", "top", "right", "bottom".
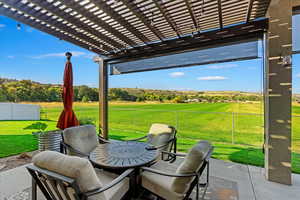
{"left": 140, "top": 140, "right": 213, "bottom": 200}
{"left": 129, "top": 123, "right": 177, "bottom": 161}
{"left": 60, "top": 125, "right": 108, "bottom": 157}
{"left": 27, "top": 151, "right": 133, "bottom": 200}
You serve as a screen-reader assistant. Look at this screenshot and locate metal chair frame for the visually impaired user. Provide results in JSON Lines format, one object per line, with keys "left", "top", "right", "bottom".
{"left": 27, "top": 164, "right": 134, "bottom": 200}
{"left": 140, "top": 146, "right": 213, "bottom": 200}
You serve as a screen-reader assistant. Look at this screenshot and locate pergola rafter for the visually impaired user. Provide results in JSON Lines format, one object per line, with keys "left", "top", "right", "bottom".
{"left": 28, "top": 0, "right": 126, "bottom": 49}
{"left": 90, "top": 0, "right": 150, "bottom": 44}
{"left": 217, "top": 0, "right": 223, "bottom": 29}
{"left": 120, "top": 0, "right": 165, "bottom": 41}
{"left": 61, "top": 0, "right": 136, "bottom": 48}
{"left": 246, "top": 0, "right": 255, "bottom": 22}
{"left": 153, "top": 0, "right": 182, "bottom": 37}
{"left": 184, "top": 0, "right": 199, "bottom": 31}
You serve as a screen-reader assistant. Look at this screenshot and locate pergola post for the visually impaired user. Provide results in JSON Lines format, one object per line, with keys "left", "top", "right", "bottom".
{"left": 264, "top": 0, "right": 292, "bottom": 185}
{"left": 94, "top": 56, "right": 109, "bottom": 139}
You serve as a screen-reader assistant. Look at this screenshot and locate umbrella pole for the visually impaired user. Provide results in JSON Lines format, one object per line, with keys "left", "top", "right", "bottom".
{"left": 94, "top": 56, "right": 108, "bottom": 140}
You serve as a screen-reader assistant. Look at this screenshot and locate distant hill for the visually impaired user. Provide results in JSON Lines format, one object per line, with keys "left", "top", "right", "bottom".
{"left": 0, "top": 77, "right": 299, "bottom": 103}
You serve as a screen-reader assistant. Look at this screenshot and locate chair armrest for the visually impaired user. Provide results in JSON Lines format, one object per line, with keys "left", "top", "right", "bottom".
{"left": 60, "top": 141, "right": 89, "bottom": 157}
{"left": 83, "top": 168, "right": 134, "bottom": 197}
{"left": 141, "top": 167, "right": 197, "bottom": 178}
{"left": 98, "top": 136, "right": 110, "bottom": 144}
{"left": 161, "top": 151, "right": 186, "bottom": 157}
{"left": 127, "top": 135, "right": 148, "bottom": 141}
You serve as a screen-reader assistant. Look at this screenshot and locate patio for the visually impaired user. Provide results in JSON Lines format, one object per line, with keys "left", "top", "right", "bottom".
{"left": 1, "top": 158, "right": 300, "bottom": 200}
{"left": 0, "top": 0, "right": 300, "bottom": 199}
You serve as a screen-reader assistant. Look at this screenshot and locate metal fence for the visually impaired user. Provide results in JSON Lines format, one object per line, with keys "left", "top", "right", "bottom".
{"left": 107, "top": 108, "right": 300, "bottom": 172}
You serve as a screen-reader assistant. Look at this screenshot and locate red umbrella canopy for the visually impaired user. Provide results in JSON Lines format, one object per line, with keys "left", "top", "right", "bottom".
{"left": 57, "top": 52, "right": 79, "bottom": 129}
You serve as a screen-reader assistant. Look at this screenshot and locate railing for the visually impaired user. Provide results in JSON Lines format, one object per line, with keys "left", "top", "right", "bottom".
{"left": 108, "top": 108, "right": 300, "bottom": 172}
{"left": 108, "top": 108, "right": 265, "bottom": 147}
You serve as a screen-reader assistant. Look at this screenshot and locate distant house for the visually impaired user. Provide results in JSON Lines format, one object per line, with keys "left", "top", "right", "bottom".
{"left": 185, "top": 99, "right": 200, "bottom": 103}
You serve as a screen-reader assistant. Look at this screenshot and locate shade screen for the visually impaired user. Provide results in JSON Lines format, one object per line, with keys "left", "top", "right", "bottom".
{"left": 293, "top": 14, "right": 300, "bottom": 54}
{"left": 110, "top": 40, "right": 259, "bottom": 75}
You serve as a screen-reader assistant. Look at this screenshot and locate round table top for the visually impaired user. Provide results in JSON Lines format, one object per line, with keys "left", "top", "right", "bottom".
{"left": 89, "top": 141, "right": 159, "bottom": 169}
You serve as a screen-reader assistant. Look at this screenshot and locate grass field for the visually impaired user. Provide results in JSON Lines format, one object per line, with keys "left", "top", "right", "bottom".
{"left": 1, "top": 102, "right": 300, "bottom": 173}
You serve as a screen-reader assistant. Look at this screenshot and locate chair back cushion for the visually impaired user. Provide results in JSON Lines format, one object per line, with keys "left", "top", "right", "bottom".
{"left": 63, "top": 125, "right": 99, "bottom": 156}
{"left": 147, "top": 123, "right": 175, "bottom": 152}
{"left": 171, "top": 140, "right": 211, "bottom": 194}
{"left": 32, "top": 151, "right": 106, "bottom": 200}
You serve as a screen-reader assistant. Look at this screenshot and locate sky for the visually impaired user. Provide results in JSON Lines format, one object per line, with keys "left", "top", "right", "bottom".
{"left": 0, "top": 15, "right": 300, "bottom": 93}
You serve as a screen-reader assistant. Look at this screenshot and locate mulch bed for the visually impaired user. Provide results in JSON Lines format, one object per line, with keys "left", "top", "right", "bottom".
{"left": 0, "top": 151, "right": 39, "bottom": 172}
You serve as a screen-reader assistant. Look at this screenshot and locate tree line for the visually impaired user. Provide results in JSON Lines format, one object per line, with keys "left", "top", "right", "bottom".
{"left": 0, "top": 78, "right": 262, "bottom": 103}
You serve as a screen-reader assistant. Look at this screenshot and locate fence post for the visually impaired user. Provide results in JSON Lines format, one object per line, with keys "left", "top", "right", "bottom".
{"left": 175, "top": 111, "right": 179, "bottom": 129}
{"left": 232, "top": 112, "right": 235, "bottom": 144}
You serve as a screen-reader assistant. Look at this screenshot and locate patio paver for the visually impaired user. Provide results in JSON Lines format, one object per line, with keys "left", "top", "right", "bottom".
{"left": 0, "top": 158, "right": 299, "bottom": 200}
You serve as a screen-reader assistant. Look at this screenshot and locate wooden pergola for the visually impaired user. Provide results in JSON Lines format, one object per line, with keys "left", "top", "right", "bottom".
{"left": 0, "top": 0, "right": 299, "bottom": 185}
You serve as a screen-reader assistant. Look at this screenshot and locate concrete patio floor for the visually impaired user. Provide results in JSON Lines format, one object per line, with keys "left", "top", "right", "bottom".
{"left": 0, "top": 158, "right": 299, "bottom": 200}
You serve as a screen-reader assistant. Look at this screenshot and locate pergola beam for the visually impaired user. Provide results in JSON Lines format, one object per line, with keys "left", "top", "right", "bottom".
{"left": 293, "top": 0, "right": 300, "bottom": 7}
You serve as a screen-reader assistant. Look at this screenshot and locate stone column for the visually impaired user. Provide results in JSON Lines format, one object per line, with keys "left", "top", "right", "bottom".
{"left": 264, "top": 0, "right": 292, "bottom": 185}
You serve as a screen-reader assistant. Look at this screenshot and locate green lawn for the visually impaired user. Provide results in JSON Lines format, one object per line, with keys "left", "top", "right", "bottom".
{"left": 1, "top": 102, "right": 300, "bottom": 173}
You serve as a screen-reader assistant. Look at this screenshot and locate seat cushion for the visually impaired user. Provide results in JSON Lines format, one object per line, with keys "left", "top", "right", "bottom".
{"left": 32, "top": 151, "right": 105, "bottom": 199}
{"left": 171, "top": 140, "right": 212, "bottom": 193}
{"left": 147, "top": 123, "right": 175, "bottom": 152}
{"left": 141, "top": 161, "right": 184, "bottom": 200}
{"left": 95, "top": 169, "right": 130, "bottom": 200}
{"left": 63, "top": 125, "right": 99, "bottom": 156}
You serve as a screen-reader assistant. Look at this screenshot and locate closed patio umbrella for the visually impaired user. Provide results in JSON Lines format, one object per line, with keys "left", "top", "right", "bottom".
{"left": 57, "top": 52, "right": 79, "bottom": 129}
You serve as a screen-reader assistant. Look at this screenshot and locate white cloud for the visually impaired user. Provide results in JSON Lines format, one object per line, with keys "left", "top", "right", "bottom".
{"left": 32, "top": 51, "right": 87, "bottom": 59}
{"left": 206, "top": 64, "right": 238, "bottom": 69}
{"left": 296, "top": 73, "right": 300, "bottom": 78}
{"left": 169, "top": 72, "right": 185, "bottom": 77}
{"left": 0, "top": 24, "right": 6, "bottom": 28}
{"left": 7, "top": 56, "right": 15, "bottom": 59}
{"left": 197, "top": 76, "right": 228, "bottom": 81}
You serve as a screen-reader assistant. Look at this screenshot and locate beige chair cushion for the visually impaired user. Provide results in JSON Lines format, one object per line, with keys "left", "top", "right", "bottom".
{"left": 32, "top": 151, "right": 105, "bottom": 199}
{"left": 95, "top": 169, "right": 129, "bottom": 200}
{"left": 147, "top": 123, "right": 175, "bottom": 152}
{"left": 171, "top": 140, "right": 211, "bottom": 193}
{"left": 141, "top": 161, "right": 184, "bottom": 200}
{"left": 63, "top": 125, "right": 99, "bottom": 156}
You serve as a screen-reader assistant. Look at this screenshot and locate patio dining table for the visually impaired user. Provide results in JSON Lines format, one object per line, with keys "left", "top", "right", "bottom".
{"left": 89, "top": 141, "right": 159, "bottom": 170}
{"left": 89, "top": 141, "right": 159, "bottom": 197}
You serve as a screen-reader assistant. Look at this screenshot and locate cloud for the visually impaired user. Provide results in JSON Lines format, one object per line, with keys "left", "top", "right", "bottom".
{"left": 7, "top": 56, "right": 15, "bottom": 59}
{"left": 169, "top": 72, "right": 185, "bottom": 77}
{"left": 26, "top": 27, "right": 34, "bottom": 33}
{"left": 296, "top": 73, "right": 300, "bottom": 78}
{"left": 205, "top": 64, "right": 238, "bottom": 69}
{"left": 32, "top": 51, "right": 87, "bottom": 59}
{"left": 0, "top": 24, "right": 5, "bottom": 28}
{"left": 197, "top": 76, "right": 228, "bottom": 81}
